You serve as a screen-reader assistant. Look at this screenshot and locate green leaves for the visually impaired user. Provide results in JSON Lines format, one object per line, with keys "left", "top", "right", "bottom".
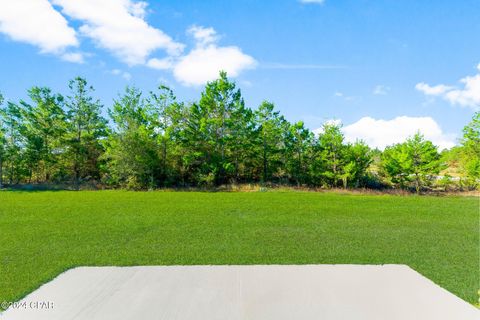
{"left": 64, "top": 77, "right": 107, "bottom": 187}
{"left": 19, "top": 87, "right": 66, "bottom": 182}
{"left": 0, "top": 73, "right": 477, "bottom": 191}
{"left": 192, "top": 71, "right": 250, "bottom": 184}
{"left": 381, "top": 133, "right": 441, "bottom": 192}
{"left": 314, "top": 123, "right": 373, "bottom": 188}
{"left": 104, "top": 87, "right": 161, "bottom": 189}
{"left": 459, "top": 112, "right": 480, "bottom": 186}
{"left": 254, "top": 101, "right": 285, "bottom": 182}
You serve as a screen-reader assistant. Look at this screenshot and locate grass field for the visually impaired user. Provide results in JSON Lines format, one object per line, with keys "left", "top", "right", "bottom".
{"left": 0, "top": 190, "right": 478, "bottom": 306}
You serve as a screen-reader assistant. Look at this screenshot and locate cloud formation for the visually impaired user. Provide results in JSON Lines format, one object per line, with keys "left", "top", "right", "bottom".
{"left": 146, "top": 26, "right": 256, "bottom": 86}
{"left": 188, "top": 25, "right": 218, "bottom": 47}
{"left": 416, "top": 63, "right": 480, "bottom": 110}
{"left": 61, "top": 52, "right": 84, "bottom": 63}
{"left": 341, "top": 116, "right": 456, "bottom": 150}
{"left": 51, "top": 0, "right": 184, "bottom": 65}
{"left": 111, "top": 69, "right": 132, "bottom": 81}
{"left": 146, "top": 57, "right": 174, "bottom": 70}
{"left": 373, "top": 85, "right": 390, "bottom": 95}
{"left": 168, "top": 26, "right": 256, "bottom": 86}
{"left": 315, "top": 116, "right": 456, "bottom": 150}
{"left": 0, "top": 0, "right": 78, "bottom": 55}
{"left": 333, "top": 91, "right": 357, "bottom": 101}
{"left": 0, "top": 2, "right": 255, "bottom": 85}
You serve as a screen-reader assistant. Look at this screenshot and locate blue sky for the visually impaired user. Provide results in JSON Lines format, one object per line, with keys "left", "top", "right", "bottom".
{"left": 0, "top": 0, "right": 479, "bottom": 149}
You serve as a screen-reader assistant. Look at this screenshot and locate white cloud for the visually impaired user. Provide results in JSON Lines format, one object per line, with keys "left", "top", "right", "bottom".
{"left": 173, "top": 46, "right": 256, "bottom": 86}
{"left": 111, "top": 69, "right": 131, "bottom": 81}
{"left": 188, "top": 25, "right": 218, "bottom": 47}
{"left": 170, "top": 26, "right": 256, "bottom": 86}
{"left": 416, "top": 63, "right": 480, "bottom": 110}
{"left": 341, "top": 116, "right": 456, "bottom": 150}
{"left": 326, "top": 119, "right": 342, "bottom": 126}
{"left": 415, "top": 83, "right": 453, "bottom": 96}
{"left": 127, "top": 1, "right": 148, "bottom": 19}
{"left": 61, "top": 52, "right": 84, "bottom": 63}
{"left": 333, "top": 91, "right": 357, "bottom": 101}
{"left": 0, "top": 0, "right": 78, "bottom": 54}
{"left": 146, "top": 57, "right": 174, "bottom": 70}
{"left": 313, "top": 119, "right": 342, "bottom": 135}
{"left": 0, "top": 2, "right": 255, "bottom": 85}
{"left": 143, "top": 25, "right": 256, "bottom": 86}
{"left": 299, "top": 0, "right": 325, "bottom": 4}
{"left": 373, "top": 85, "right": 390, "bottom": 95}
{"left": 314, "top": 116, "right": 456, "bottom": 150}
{"left": 52, "top": 0, "right": 184, "bottom": 65}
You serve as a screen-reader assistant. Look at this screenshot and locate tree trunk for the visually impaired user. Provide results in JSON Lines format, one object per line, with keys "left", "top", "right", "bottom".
{"left": 163, "top": 139, "right": 167, "bottom": 182}
{"left": 263, "top": 138, "right": 267, "bottom": 183}
{"left": 9, "top": 161, "right": 14, "bottom": 185}
{"left": 415, "top": 174, "right": 420, "bottom": 194}
{"left": 0, "top": 156, "right": 3, "bottom": 188}
{"left": 297, "top": 150, "right": 302, "bottom": 186}
{"left": 74, "top": 164, "right": 80, "bottom": 190}
{"left": 332, "top": 152, "right": 337, "bottom": 188}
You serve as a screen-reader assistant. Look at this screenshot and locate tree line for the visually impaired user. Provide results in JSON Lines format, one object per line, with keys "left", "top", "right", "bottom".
{"left": 0, "top": 72, "right": 478, "bottom": 192}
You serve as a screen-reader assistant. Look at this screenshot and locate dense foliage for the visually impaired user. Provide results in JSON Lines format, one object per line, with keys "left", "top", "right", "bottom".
{"left": 0, "top": 73, "right": 478, "bottom": 191}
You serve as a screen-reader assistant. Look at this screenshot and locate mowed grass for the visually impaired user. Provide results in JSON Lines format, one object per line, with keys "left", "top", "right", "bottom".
{"left": 0, "top": 191, "right": 478, "bottom": 305}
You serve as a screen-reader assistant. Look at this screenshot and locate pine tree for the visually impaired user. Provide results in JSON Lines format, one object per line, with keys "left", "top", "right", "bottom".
{"left": 344, "top": 141, "right": 373, "bottom": 188}
{"left": 254, "top": 101, "right": 286, "bottom": 183}
{"left": 20, "top": 87, "right": 66, "bottom": 183}
{"left": 459, "top": 112, "right": 480, "bottom": 188}
{"left": 104, "top": 87, "right": 160, "bottom": 189}
{"left": 0, "top": 92, "right": 4, "bottom": 187}
{"left": 317, "top": 123, "right": 345, "bottom": 187}
{"left": 65, "top": 77, "right": 107, "bottom": 188}
{"left": 382, "top": 133, "right": 441, "bottom": 193}
{"left": 1, "top": 102, "right": 25, "bottom": 184}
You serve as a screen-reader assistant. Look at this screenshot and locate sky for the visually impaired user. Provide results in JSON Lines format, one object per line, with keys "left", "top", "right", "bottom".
{"left": 0, "top": 0, "right": 479, "bottom": 150}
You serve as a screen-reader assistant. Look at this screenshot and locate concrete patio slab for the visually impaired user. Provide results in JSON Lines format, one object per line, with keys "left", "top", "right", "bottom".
{"left": 1, "top": 265, "right": 478, "bottom": 320}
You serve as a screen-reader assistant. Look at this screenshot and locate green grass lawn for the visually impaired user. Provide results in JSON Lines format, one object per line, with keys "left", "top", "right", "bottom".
{"left": 0, "top": 190, "right": 478, "bottom": 306}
